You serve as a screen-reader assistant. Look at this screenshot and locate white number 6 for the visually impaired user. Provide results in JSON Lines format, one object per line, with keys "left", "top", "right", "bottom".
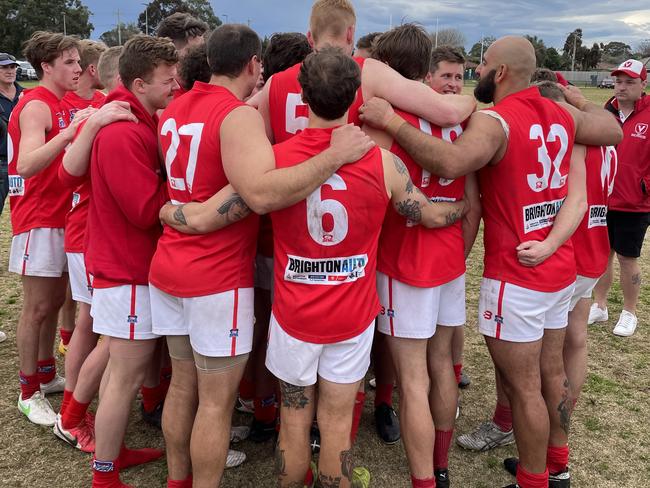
{"left": 306, "top": 174, "right": 348, "bottom": 246}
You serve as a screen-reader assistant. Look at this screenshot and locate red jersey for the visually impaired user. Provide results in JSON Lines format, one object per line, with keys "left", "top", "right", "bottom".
{"left": 572, "top": 145, "right": 617, "bottom": 278}
{"left": 86, "top": 85, "right": 167, "bottom": 287}
{"left": 271, "top": 127, "right": 389, "bottom": 344}
{"left": 604, "top": 95, "right": 650, "bottom": 212}
{"left": 60, "top": 90, "right": 107, "bottom": 253}
{"left": 149, "top": 82, "right": 259, "bottom": 297}
{"left": 268, "top": 57, "right": 366, "bottom": 144}
{"left": 479, "top": 87, "right": 577, "bottom": 292}
{"left": 7, "top": 86, "right": 73, "bottom": 235}
{"left": 378, "top": 110, "right": 465, "bottom": 287}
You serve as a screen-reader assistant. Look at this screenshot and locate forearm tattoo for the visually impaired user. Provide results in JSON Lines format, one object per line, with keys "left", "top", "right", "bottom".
{"left": 396, "top": 199, "right": 422, "bottom": 223}
{"left": 315, "top": 474, "right": 342, "bottom": 488}
{"left": 279, "top": 380, "right": 310, "bottom": 409}
{"left": 392, "top": 154, "right": 414, "bottom": 193}
{"left": 173, "top": 205, "right": 188, "bottom": 225}
{"left": 445, "top": 207, "right": 464, "bottom": 226}
{"left": 557, "top": 378, "right": 571, "bottom": 435}
{"left": 340, "top": 449, "right": 355, "bottom": 481}
{"left": 217, "top": 192, "right": 251, "bottom": 223}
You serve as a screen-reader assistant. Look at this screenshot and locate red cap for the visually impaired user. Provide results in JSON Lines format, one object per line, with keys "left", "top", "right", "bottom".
{"left": 611, "top": 59, "right": 647, "bottom": 81}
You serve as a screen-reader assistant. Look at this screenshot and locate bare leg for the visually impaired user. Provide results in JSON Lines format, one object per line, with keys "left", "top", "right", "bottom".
{"left": 63, "top": 303, "right": 96, "bottom": 391}
{"left": 485, "top": 336, "right": 547, "bottom": 474}
{"left": 252, "top": 288, "right": 276, "bottom": 407}
{"left": 191, "top": 358, "right": 248, "bottom": 487}
{"left": 541, "top": 329, "right": 570, "bottom": 448}
{"left": 371, "top": 330, "right": 396, "bottom": 392}
{"left": 388, "top": 336, "right": 432, "bottom": 479}
{"left": 428, "top": 326, "right": 457, "bottom": 432}
{"left": 618, "top": 255, "right": 641, "bottom": 314}
{"left": 592, "top": 251, "right": 615, "bottom": 310}
{"left": 73, "top": 336, "right": 110, "bottom": 403}
{"left": 38, "top": 309, "right": 59, "bottom": 361}
{"left": 316, "top": 378, "right": 361, "bottom": 488}
{"left": 563, "top": 299, "right": 589, "bottom": 404}
{"left": 59, "top": 285, "right": 77, "bottom": 335}
{"left": 163, "top": 357, "right": 198, "bottom": 481}
{"left": 276, "top": 380, "right": 316, "bottom": 487}
{"left": 451, "top": 327, "right": 464, "bottom": 370}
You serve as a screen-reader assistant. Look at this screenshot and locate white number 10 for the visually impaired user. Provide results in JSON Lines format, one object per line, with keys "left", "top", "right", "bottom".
{"left": 160, "top": 118, "right": 205, "bottom": 194}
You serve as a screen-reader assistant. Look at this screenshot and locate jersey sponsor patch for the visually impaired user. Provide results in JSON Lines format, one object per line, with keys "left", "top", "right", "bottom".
{"left": 284, "top": 253, "right": 368, "bottom": 285}
{"left": 72, "top": 192, "right": 81, "bottom": 208}
{"left": 8, "top": 175, "right": 24, "bottom": 196}
{"left": 522, "top": 198, "right": 565, "bottom": 234}
{"left": 587, "top": 205, "right": 607, "bottom": 228}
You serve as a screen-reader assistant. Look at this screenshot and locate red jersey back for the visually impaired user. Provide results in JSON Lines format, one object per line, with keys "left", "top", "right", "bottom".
{"left": 268, "top": 57, "right": 366, "bottom": 143}
{"left": 378, "top": 110, "right": 465, "bottom": 287}
{"left": 479, "top": 87, "right": 576, "bottom": 292}
{"left": 7, "top": 86, "right": 73, "bottom": 235}
{"left": 60, "top": 90, "right": 107, "bottom": 253}
{"left": 149, "top": 82, "right": 259, "bottom": 297}
{"left": 271, "top": 128, "right": 389, "bottom": 344}
{"left": 572, "top": 145, "right": 617, "bottom": 278}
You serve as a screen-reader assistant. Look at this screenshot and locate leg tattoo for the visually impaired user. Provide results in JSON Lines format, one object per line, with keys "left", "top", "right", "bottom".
{"left": 557, "top": 378, "right": 571, "bottom": 435}
{"left": 280, "top": 380, "right": 310, "bottom": 409}
{"left": 340, "top": 449, "right": 355, "bottom": 481}
{"left": 316, "top": 474, "right": 342, "bottom": 488}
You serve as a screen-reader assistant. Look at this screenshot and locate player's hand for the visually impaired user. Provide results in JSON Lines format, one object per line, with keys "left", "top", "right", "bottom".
{"left": 89, "top": 101, "right": 137, "bottom": 129}
{"left": 516, "top": 240, "right": 555, "bottom": 267}
{"left": 159, "top": 202, "right": 176, "bottom": 226}
{"left": 359, "top": 97, "right": 395, "bottom": 130}
{"left": 61, "top": 106, "right": 97, "bottom": 142}
{"left": 558, "top": 84, "right": 589, "bottom": 111}
{"left": 329, "top": 124, "right": 375, "bottom": 165}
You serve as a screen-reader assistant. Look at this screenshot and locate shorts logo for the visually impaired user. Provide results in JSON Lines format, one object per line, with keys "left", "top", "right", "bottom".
{"left": 22, "top": 253, "right": 29, "bottom": 262}
{"left": 92, "top": 460, "right": 114, "bottom": 473}
{"left": 495, "top": 314, "right": 504, "bottom": 325}
{"left": 127, "top": 315, "right": 138, "bottom": 324}
{"left": 229, "top": 329, "right": 239, "bottom": 338}
{"left": 632, "top": 123, "right": 648, "bottom": 140}
{"left": 387, "top": 308, "right": 395, "bottom": 318}
{"left": 483, "top": 311, "right": 493, "bottom": 320}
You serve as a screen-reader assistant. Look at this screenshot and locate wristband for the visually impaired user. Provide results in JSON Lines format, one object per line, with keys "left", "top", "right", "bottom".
{"left": 385, "top": 114, "right": 405, "bottom": 134}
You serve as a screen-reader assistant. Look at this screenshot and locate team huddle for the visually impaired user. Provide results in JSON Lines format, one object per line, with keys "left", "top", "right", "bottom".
{"left": 5, "top": 0, "right": 639, "bottom": 487}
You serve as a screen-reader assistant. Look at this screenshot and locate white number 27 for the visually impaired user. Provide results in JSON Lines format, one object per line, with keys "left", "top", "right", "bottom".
{"left": 160, "top": 118, "right": 205, "bottom": 194}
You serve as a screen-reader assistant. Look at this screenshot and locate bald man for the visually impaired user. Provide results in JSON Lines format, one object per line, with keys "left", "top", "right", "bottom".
{"left": 360, "top": 36, "right": 622, "bottom": 488}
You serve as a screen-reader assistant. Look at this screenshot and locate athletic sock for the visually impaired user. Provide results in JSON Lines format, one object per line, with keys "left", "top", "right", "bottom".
{"left": 61, "top": 395, "right": 91, "bottom": 430}
{"left": 19, "top": 371, "right": 40, "bottom": 400}
{"left": 254, "top": 394, "right": 277, "bottom": 424}
{"left": 492, "top": 402, "right": 513, "bottom": 432}
{"left": 516, "top": 465, "right": 548, "bottom": 488}
{"left": 547, "top": 444, "right": 569, "bottom": 474}
{"left": 118, "top": 446, "right": 164, "bottom": 469}
{"left": 374, "top": 383, "right": 394, "bottom": 408}
{"left": 91, "top": 458, "right": 131, "bottom": 488}
{"left": 60, "top": 389, "right": 74, "bottom": 415}
{"left": 453, "top": 363, "right": 463, "bottom": 385}
{"left": 350, "top": 391, "right": 366, "bottom": 444}
{"left": 37, "top": 357, "right": 56, "bottom": 384}
{"left": 434, "top": 429, "right": 454, "bottom": 470}
{"left": 410, "top": 475, "right": 436, "bottom": 487}
{"left": 60, "top": 327, "right": 73, "bottom": 346}
{"left": 167, "top": 475, "right": 192, "bottom": 488}
{"left": 140, "top": 384, "right": 166, "bottom": 413}
{"left": 239, "top": 377, "right": 255, "bottom": 402}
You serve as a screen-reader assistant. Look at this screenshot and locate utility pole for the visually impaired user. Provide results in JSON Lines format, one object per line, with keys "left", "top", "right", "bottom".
{"left": 571, "top": 32, "right": 577, "bottom": 71}
{"left": 222, "top": 14, "right": 229, "bottom": 24}
{"left": 435, "top": 17, "right": 439, "bottom": 48}
{"left": 480, "top": 35, "right": 484, "bottom": 62}
{"left": 142, "top": 3, "right": 149, "bottom": 35}
{"left": 247, "top": 18, "right": 251, "bottom": 27}
{"left": 63, "top": 13, "right": 67, "bottom": 35}
{"left": 117, "top": 9, "right": 122, "bottom": 45}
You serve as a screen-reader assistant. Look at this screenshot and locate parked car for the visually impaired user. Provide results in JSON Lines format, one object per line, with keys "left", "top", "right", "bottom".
{"left": 17, "top": 61, "right": 37, "bottom": 81}
{"left": 598, "top": 78, "right": 614, "bottom": 89}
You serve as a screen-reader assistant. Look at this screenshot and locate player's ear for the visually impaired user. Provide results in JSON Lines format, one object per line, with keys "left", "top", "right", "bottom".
{"left": 495, "top": 64, "right": 507, "bottom": 83}
{"left": 132, "top": 77, "right": 146, "bottom": 94}
{"left": 424, "top": 72, "right": 432, "bottom": 85}
{"left": 346, "top": 25, "right": 354, "bottom": 47}
{"left": 307, "top": 31, "right": 315, "bottom": 49}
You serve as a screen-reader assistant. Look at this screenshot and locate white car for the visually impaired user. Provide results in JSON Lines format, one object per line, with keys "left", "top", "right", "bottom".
{"left": 17, "top": 61, "right": 37, "bottom": 80}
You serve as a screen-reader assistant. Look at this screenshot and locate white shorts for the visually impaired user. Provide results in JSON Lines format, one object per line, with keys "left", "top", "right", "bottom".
{"left": 91, "top": 284, "right": 157, "bottom": 340}
{"left": 66, "top": 253, "right": 93, "bottom": 304}
{"left": 265, "top": 313, "right": 374, "bottom": 387}
{"left": 9, "top": 228, "right": 67, "bottom": 277}
{"left": 478, "top": 278, "right": 575, "bottom": 343}
{"left": 150, "top": 285, "right": 254, "bottom": 358}
{"left": 569, "top": 275, "right": 599, "bottom": 312}
{"left": 254, "top": 254, "right": 274, "bottom": 295}
{"left": 376, "top": 272, "right": 466, "bottom": 339}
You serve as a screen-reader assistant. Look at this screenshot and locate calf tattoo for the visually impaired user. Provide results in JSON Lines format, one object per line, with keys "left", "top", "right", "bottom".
{"left": 279, "top": 380, "right": 310, "bottom": 409}
{"left": 274, "top": 445, "right": 287, "bottom": 477}
{"left": 316, "top": 474, "right": 342, "bottom": 488}
{"left": 217, "top": 192, "right": 251, "bottom": 224}
{"left": 340, "top": 449, "right": 355, "bottom": 480}
{"left": 632, "top": 273, "right": 641, "bottom": 286}
{"left": 557, "top": 379, "right": 571, "bottom": 435}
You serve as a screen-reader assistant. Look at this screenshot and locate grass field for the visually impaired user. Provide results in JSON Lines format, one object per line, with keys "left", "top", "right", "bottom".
{"left": 0, "top": 86, "right": 648, "bottom": 487}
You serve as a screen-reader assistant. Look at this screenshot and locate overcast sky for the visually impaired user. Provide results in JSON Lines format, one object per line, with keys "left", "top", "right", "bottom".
{"left": 84, "top": 0, "right": 650, "bottom": 51}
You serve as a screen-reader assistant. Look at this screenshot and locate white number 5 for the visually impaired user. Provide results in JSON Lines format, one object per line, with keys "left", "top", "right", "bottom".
{"left": 306, "top": 174, "right": 348, "bottom": 246}
{"left": 527, "top": 123, "right": 569, "bottom": 192}
{"left": 160, "top": 118, "right": 205, "bottom": 194}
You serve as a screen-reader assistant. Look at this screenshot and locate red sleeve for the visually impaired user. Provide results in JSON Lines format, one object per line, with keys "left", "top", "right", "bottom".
{"left": 95, "top": 125, "right": 165, "bottom": 230}
{"left": 58, "top": 162, "right": 88, "bottom": 189}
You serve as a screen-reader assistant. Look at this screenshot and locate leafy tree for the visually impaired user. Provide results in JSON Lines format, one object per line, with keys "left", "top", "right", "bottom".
{"left": 583, "top": 43, "right": 601, "bottom": 70}
{"left": 638, "top": 39, "right": 650, "bottom": 58}
{"left": 138, "top": 0, "right": 221, "bottom": 35}
{"left": 0, "top": 0, "right": 93, "bottom": 55}
{"left": 562, "top": 29, "right": 583, "bottom": 59}
{"left": 525, "top": 35, "right": 547, "bottom": 67}
{"left": 543, "top": 47, "right": 563, "bottom": 70}
{"left": 468, "top": 36, "right": 496, "bottom": 61}
{"left": 432, "top": 28, "right": 465, "bottom": 48}
{"left": 99, "top": 22, "right": 142, "bottom": 47}
{"left": 601, "top": 41, "right": 632, "bottom": 62}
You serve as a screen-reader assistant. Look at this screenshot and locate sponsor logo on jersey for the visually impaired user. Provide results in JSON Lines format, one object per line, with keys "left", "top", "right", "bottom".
{"left": 72, "top": 192, "right": 81, "bottom": 208}
{"left": 632, "top": 123, "right": 648, "bottom": 140}
{"left": 285, "top": 254, "right": 368, "bottom": 285}
{"left": 522, "top": 198, "right": 565, "bottom": 234}
{"left": 8, "top": 175, "right": 24, "bottom": 196}
{"left": 587, "top": 205, "right": 607, "bottom": 228}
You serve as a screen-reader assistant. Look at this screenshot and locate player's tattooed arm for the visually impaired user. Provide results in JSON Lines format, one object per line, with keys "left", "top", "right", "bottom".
{"left": 279, "top": 381, "right": 310, "bottom": 409}
{"left": 386, "top": 151, "right": 468, "bottom": 229}
{"left": 158, "top": 185, "right": 252, "bottom": 235}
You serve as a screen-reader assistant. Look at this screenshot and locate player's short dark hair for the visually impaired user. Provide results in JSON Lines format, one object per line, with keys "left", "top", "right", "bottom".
{"left": 429, "top": 46, "right": 465, "bottom": 74}
{"left": 263, "top": 32, "right": 311, "bottom": 82}
{"left": 22, "top": 31, "right": 80, "bottom": 80}
{"left": 178, "top": 43, "right": 211, "bottom": 91}
{"left": 299, "top": 47, "right": 360, "bottom": 121}
{"left": 119, "top": 35, "right": 178, "bottom": 89}
{"left": 206, "top": 24, "right": 261, "bottom": 78}
{"left": 372, "top": 23, "right": 431, "bottom": 81}
{"left": 356, "top": 32, "right": 382, "bottom": 50}
{"left": 156, "top": 12, "right": 208, "bottom": 47}
{"left": 535, "top": 81, "right": 565, "bottom": 102}
{"left": 531, "top": 68, "right": 558, "bottom": 83}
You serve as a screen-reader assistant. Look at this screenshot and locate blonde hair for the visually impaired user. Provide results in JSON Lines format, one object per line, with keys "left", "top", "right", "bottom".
{"left": 97, "top": 46, "right": 122, "bottom": 88}
{"left": 309, "top": 0, "right": 356, "bottom": 42}
{"left": 78, "top": 39, "right": 107, "bottom": 72}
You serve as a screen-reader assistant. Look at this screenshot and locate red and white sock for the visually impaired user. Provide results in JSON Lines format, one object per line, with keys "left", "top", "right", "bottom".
{"left": 19, "top": 371, "right": 40, "bottom": 400}
{"left": 60, "top": 389, "right": 74, "bottom": 415}
{"left": 516, "top": 465, "right": 548, "bottom": 488}
{"left": 492, "top": 402, "right": 513, "bottom": 432}
{"left": 91, "top": 458, "right": 132, "bottom": 488}
{"left": 374, "top": 383, "right": 394, "bottom": 408}
{"left": 61, "top": 395, "right": 91, "bottom": 430}
{"left": 411, "top": 475, "right": 436, "bottom": 487}
{"left": 37, "top": 357, "right": 56, "bottom": 384}
{"left": 350, "top": 391, "right": 366, "bottom": 444}
{"left": 434, "top": 429, "right": 453, "bottom": 470}
{"left": 254, "top": 394, "right": 277, "bottom": 424}
{"left": 60, "top": 327, "right": 73, "bottom": 346}
{"left": 167, "top": 475, "right": 192, "bottom": 488}
{"left": 547, "top": 444, "right": 569, "bottom": 474}
{"left": 453, "top": 364, "right": 463, "bottom": 385}
{"left": 140, "top": 384, "right": 166, "bottom": 413}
